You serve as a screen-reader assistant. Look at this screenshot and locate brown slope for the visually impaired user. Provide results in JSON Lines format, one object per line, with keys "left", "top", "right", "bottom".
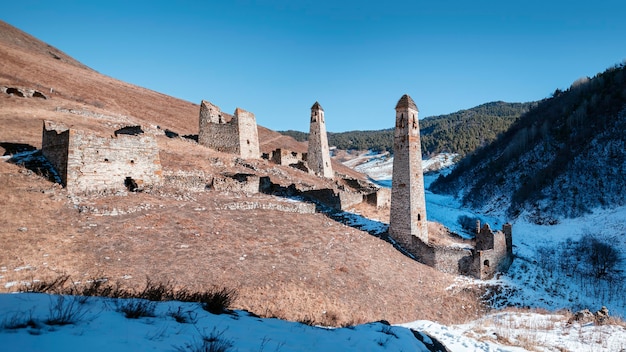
{"left": 0, "top": 19, "right": 357, "bottom": 178}
{"left": 0, "top": 21, "right": 483, "bottom": 325}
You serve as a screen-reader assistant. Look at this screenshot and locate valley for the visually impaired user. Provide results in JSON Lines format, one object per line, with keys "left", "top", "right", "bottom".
{"left": 1, "top": 18, "right": 626, "bottom": 351}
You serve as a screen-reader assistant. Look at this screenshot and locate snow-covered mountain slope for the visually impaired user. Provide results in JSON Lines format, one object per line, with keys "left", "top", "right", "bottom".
{"left": 346, "top": 152, "right": 457, "bottom": 181}
{"left": 347, "top": 154, "right": 626, "bottom": 329}
{"left": 430, "top": 64, "right": 626, "bottom": 222}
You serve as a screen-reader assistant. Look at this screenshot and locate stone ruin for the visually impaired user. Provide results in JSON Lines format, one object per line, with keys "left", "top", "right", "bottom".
{"left": 264, "top": 102, "right": 335, "bottom": 179}
{"left": 41, "top": 120, "right": 162, "bottom": 194}
{"left": 267, "top": 148, "right": 309, "bottom": 172}
{"left": 388, "top": 94, "right": 513, "bottom": 279}
{"left": 2, "top": 86, "right": 47, "bottom": 99}
{"left": 198, "top": 100, "right": 260, "bottom": 159}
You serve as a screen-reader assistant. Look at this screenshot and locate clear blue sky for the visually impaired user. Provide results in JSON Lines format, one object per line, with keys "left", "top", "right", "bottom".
{"left": 3, "top": 1, "right": 625, "bottom": 132}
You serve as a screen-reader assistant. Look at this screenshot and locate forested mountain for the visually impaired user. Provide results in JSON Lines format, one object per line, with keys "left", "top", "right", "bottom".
{"left": 280, "top": 101, "right": 536, "bottom": 156}
{"left": 431, "top": 62, "right": 626, "bottom": 223}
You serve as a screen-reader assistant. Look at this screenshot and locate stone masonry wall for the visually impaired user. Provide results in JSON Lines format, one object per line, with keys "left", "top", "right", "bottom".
{"left": 42, "top": 121, "right": 162, "bottom": 194}
{"left": 198, "top": 101, "right": 260, "bottom": 159}
{"left": 42, "top": 121, "right": 70, "bottom": 186}
{"left": 235, "top": 108, "right": 260, "bottom": 159}
{"left": 366, "top": 188, "right": 391, "bottom": 208}
{"left": 476, "top": 230, "right": 512, "bottom": 279}
{"left": 339, "top": 191, "right": 365, "bottom": 210}
{"left": 271, "top": 148, "right": 306, "bottom": 166}
{"left": 198, "top": 100, "right": 240, "bottom": 155}
{"left": 212, "top": 173, "right": 260, "bottom": 194}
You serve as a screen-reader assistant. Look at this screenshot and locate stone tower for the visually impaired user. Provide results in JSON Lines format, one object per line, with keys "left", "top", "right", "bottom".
{"left": 308, "top": 101, "right": 333, "bottom": 178}
{"left": 389, "top": 94, "right": 428, "bottom": 246}
{"left": 198, "top": 100, "right": 259, "bottom": 159}
{"left": 234, "top": 107, "right": 260, "bottom": 159}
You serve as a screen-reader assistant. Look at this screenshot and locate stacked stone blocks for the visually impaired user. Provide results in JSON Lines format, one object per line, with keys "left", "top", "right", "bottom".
{"left": 41, "top": 120, "right": 162, "bottom": 194}
{"left": 198, "top": 100, "right": 260, "bottom": 159}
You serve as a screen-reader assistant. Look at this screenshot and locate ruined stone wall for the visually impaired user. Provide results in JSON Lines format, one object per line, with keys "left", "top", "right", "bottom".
{"left": 339, "top": 191, "right": 365, "bottom": 210}
{"left": 389, "top": 94, "right": 429, "bottom": 248}
{"left": 476, "top": 230, "right": 513, "bottom": 279}
{"left": 163, "top": 170, "right": 212, "bottom": 192}
{"left": 475, "top": 223, "right": 495, "bottom": 250}
{"left": 270, "top": 148, "right": 306, "bottom": 166}
{"left": 366, "top": 188, "right": 391, "bottom": 208}
{"left": 212, "top": 173, "right": 260, "bottom": 194}
{"left": 307, "top": 102, "right": 333, "bottom": 178}
{"left": 408, "top": 238, "right": 476, "bottom": 276}
{"left": 41, "top": 121, "right": 70, "bottom": 186}
{"left": 66, "top": 130, "right": 162, "bottom": 193}
{"left": 219, "top": 200, "right": 316, "bottom": 214}
{"left": 198, "top": 101, "right": 259, "bottom": 159}
{"left": 198, "top": 101, "right": 240, "bottom": 154}
{"left": 235, "top": 108, "right": 260, "bottom": 159}
{"left": 42, "top": 121, "right": 162, "bottom": 194}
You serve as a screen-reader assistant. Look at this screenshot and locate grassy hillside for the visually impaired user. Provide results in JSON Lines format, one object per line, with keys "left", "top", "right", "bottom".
{"left": 280, "top": 101, "right": 536, "bottom": 156}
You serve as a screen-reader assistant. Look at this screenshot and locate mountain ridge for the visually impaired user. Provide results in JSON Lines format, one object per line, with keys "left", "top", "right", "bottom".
{"left": 280, "top": 100, "right": 537, "bottom": 156}
{"left": 431, "top": 62, "right": 626, "bottom": 223}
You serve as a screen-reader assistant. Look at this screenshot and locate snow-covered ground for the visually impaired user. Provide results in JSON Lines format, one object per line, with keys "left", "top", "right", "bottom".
{"left": 403, "top": 311, "right": 626, "bottom": 352}
{"left": 345, "top": 153, "right": 626, "bottom": 350}
{"left": 0, "top": 293, "right": 432, "bottom": 351}
{"left": 1, "top": 292, "right": 624, "bottom": 352}
{"left": 353, "top": 154, "right": 626, "bottom": 319}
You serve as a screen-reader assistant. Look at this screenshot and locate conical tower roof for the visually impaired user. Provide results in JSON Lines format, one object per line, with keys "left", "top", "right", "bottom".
{"left": 311, "top": 101, "right": 324, "bottom": 111}
{"left": 395, "top": 94, "right": 418, "bottom": 111}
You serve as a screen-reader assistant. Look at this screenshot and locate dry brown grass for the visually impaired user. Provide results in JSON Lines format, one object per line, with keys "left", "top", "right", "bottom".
{"left": 0, "top": 20, "right": 487, "bottom": 326}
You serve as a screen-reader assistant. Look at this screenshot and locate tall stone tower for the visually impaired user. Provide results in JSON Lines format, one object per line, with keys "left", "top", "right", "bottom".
{"left": 307, "top": 102, "right": 333, "bottom": 178}
{"left": 389, "top": 94, "right": 428, "bottom": 247}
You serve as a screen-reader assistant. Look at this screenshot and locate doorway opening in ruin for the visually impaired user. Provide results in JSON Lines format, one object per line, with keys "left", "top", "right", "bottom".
{"left": 124, "top": 177, "right": 139, "bottom": 192}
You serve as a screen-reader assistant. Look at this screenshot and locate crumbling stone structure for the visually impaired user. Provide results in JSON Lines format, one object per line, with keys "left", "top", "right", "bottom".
{"left": 41, "top": 120, "right": 162, "bottom": 194}
{"left": 365, "top": 188, "right": 391, "bottom": 208}
{"left": 211, "top": 173, "right": 261, "bottom": 194}
{"left": 475, "top": 222, "right": 513, "bottom": 279}
{"left": 2, "top": 86, "right": 47, "bottom": 99}
{"left": 387, "top": 95, "right": 513, "bottom": 279}
{"left": 269, "top": 148, "right": 307, "bottom": 167}
{"left": 307, "top": 102, "right": 333, "bottom": 178}
{"left": 198, "top": 100, "right": 260, "bottom": 159}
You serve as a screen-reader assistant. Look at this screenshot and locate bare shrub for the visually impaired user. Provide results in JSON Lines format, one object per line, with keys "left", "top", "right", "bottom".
{"left": 20, "top": 275, "right": 71, "bottom": 294}
{"left": 45, "top": 295, "right": 89, "bottom": 326}
{"left": 175, "top": 327, "right": 234, "bottom": 352}
{"left": 116, "top": 299, "right": 157, "bottom": 319}
{"left": 1, "top": 310, "right": 38, "bottom": 330}
{"left": 168, "top": 306, "right": 198, "bottom": 324}
{"left": 199, "top": 287, "right": 238, "bottom": 315}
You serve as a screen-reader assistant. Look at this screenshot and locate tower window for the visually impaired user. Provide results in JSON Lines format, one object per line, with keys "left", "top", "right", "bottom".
{"left": 418, "top": 214, "right": 421, "bottom": 221}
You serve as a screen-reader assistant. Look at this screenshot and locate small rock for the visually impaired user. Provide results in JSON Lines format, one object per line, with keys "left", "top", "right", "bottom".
{"left": 17, "top": 227, "right": 27, "bottom": 232}
{"left": 594, "top": 306, "right": 610, "bottom": 325}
